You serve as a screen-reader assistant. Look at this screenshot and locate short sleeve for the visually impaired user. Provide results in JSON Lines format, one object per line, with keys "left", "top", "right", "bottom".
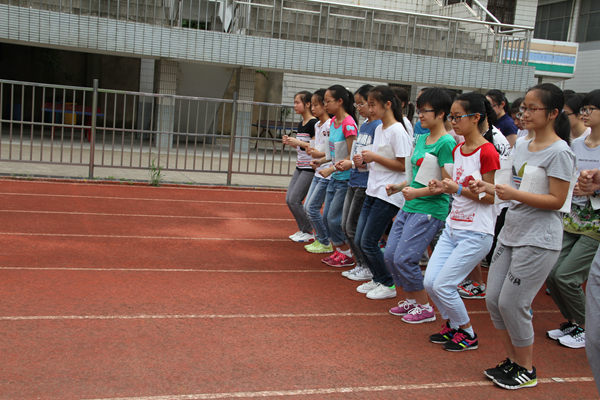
{"left": 390, "top": 123, "right": 412, "bottom": 158}
{"left": 342, "top": 117, "right": 358, "bottom": 138}
{"left": 546, "top": 144, "right": 577, "bottom": 182}
{"left": 436, "top": 136, "right": 456, "bottom": 167}
{"left": 306, "top": 119, "right": 317, "bottom": 138}
{"left": 479, "top": 143, "right": 501, "bottom": 175}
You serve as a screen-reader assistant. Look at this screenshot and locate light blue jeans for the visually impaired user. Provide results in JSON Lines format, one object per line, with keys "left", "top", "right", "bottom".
{"left": 304, "top": 175, "right": 331, "bottom": 245}
{"left": 423, "top": 227, "right": 493, "bottom": 327}
{"left": 323, "top": 178, "right": 349, "bottom": 246}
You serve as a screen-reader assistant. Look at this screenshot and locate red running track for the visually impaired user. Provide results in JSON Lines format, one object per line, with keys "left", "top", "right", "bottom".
{"left": 0, "top": 179, "right": 596, "bottom": 400}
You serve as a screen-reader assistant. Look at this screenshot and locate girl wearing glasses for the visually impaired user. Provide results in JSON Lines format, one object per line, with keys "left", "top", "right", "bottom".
{"left": 564, "top": 93, "right": 590, "bottom": 140}
{"left": 471, "top": 83, "right": 576, "bottom": 390}
{"left": 486, "top": 89, "right": 518, "bottom": 148}
{"left": 383, "top": 87, "right": 455, "bottom": 322}
{"left": 545, "top": 89, "right": 600, "bottom": 351}
{"left": 423, "top": 92, "right": 499, "bottom": 353}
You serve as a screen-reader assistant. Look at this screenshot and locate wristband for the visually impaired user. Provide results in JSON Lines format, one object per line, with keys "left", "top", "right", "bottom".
{"left": 456, "top": 184, "right": 463, "bottom": 196}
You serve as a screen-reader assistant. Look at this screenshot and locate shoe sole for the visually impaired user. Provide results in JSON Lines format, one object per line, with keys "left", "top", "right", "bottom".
{"left": 347, "top": 275, "right": 373, "bottom": 281}
{"left": 305, "top": 249, "right": 333, "bottom": 253}
{"left": 444, "top": 344, "right": 479, "bottom": 352}
{"left": 389, "top": 310, "right": 410, "bottom": 316}
{"left": 558, "top": 341, "right": 585, "bottom": 349}
{"left": 292, "top": 238, "right": 315, "bottom": 243}
{"left": 460, "top": 294, "right": 487, "bottom": 299}
{"left": 493, "top": 379, "right": 537, "bottom": 390}
{"left": 366, "top": 293, "right": 397, "bottom": 300}
{"left": 357, "top": 288, "right": 375, "bottom": 294}
{"left": 430, "top": 338, "right": 450, "bottom": 344}
{"left": 326, "top": 262, "right": 356, "bottom": 268}
{"left": 401, "top": 316, "right": 436, "bottom": 324}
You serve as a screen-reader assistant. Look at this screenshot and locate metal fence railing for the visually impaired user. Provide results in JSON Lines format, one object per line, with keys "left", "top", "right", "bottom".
{"left": 1, "top": 0, "right": 534, "bottom": 66}
{"left": 0, "top": 78, "right": 302, "bottom": 184}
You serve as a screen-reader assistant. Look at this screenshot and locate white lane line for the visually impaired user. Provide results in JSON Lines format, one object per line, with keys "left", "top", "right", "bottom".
{"left": 0, "top": 233, "right": 289, "bottom": 241}
{"left": 0, "top": 210, "right": 295, "bottom": 222}
{"left": 0, "top": 192, "right": 285, "bottom": 206}
{"left": 0, "top": 312, "right": 386, "bottom": 321}
{"left": 0, "top": 179, "right": 286, "bottom": 194}
{"left": 80, "top": 377, "right": 596, "bottom": 400}
{"left": 0, "top": 267, "right": 337, "bottom": 273}
{"left": 0, "top": 310, "right": 560, "bottom": 321}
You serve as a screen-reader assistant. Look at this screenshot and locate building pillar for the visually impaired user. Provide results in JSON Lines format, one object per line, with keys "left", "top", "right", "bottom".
{"left": 234, "top": 67, "right": 255, "bottom": 153}
{"left": 136, "top": 58, "right": 155, "bottom": 139}
{"left": 155, "top": 58, "right": 178, "bottom": 149}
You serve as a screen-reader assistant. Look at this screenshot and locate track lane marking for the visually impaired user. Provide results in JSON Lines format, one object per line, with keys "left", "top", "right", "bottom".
{"left": 0, "top": 310, "right": 560, "bottom": 321}
{"left": 0, "top": 267, "right": 338, "bottom": 273}
{"left": 78, "top": 377, "right": 596, "bottom": 400}
{"left": 0, "top": 233, "right": 290, "bottom": 241}
{"left": 0, "top": 210, "right": 294, "bottom": 221}
{"left": 0, "top": 192, "right": 286, "bottom": 205}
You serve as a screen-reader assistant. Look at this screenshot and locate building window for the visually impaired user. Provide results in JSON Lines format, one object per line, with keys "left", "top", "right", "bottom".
{"left": 487, "top": 0, "right": 517, "bottom": 25}
{"left": 577, "top": 0, "right": 600, "bottom": 42}
{"left": 534, "top": 1, "right": 573, "bottom": 41}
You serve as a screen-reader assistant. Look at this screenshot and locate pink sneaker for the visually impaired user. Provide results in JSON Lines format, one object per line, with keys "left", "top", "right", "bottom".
{"left": 401, "top": 304, "right": 436, "bottom": 324}
{"left": 327, "top": 253, "right": 356, "bottom": 268}
{"left": 389, "top": 300, "right": 416, "bottom": 316}
{"left": 321, "top": 251, "right": 341, "bottom": 266}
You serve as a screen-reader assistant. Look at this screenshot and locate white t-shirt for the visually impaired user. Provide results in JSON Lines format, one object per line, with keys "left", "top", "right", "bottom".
{"left": 314, "top": 119, "right": 332, "bottom": 179}
{"left": 517, "top": 129, "right": 529, "bottom": 139}
{"left": 571, "top": 127, "right": 591, "bottom": 141}
{"left": 366, "top": 122, "right": 412, "bottom": 208}
{"left": 447, "top": 142, "right": 500, "bottom": 235}
{"left": 403, "top": 117, "right": 414, "bottom": 137}
{"left": 571, "top": 135, "right": 600, "bottom": 206}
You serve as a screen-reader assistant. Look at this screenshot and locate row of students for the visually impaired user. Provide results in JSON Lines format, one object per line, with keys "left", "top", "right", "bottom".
{"left": 282, "top": 83, "right": 599, "bottom": 392}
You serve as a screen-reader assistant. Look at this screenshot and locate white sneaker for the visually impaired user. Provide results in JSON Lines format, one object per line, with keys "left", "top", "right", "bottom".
{"left": 347, "top": 267, "right": 373, "bottom": 282}
{"left": 366, "top": 283, "right": 397, "bottom": 300}
{"left": 342, "top": 265, "right": 361, "bottom": 277}
{"left": 289, "top": 231, "right": 302, "bottom": 240}
{"left": 356, "top": 280, "right": 378, "bottom": 294}
{"left": 291, "top": 232, "right": 315, "bottom": 243}
{"left": 558, "top": 326, "right": 585, "bottom": 349}
{"left": 547, "top": 321, "right": 578, "bottom": 340}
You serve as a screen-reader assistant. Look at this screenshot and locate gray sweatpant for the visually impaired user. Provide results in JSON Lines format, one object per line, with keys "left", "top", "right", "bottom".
{"left": 486, "top": 243, "right": 560, "bottom": 347}
{"left": 285, "top": 168, "right": 315, "bottom": 233}
{"left": 586, "top": 247, "right": 600, "bottom": 395}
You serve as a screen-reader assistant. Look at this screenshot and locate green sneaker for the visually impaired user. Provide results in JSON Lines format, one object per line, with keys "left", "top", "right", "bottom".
{"left": 304, "top": 240, "right": 334, "bottom": 254}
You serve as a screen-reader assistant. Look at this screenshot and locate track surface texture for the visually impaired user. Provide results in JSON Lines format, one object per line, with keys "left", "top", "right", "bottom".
{"left": 0, "top": 179, "right": 596, "bottom": 400}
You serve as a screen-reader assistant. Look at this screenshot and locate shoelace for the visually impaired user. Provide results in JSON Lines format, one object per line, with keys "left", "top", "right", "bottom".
{"left": 407, "top": 305, "right": 426, "bottom": 315}
{"left": 570, "top": 327, "right": 585, "bottom": 339}
{"left": 451, "top": 332, "right": 467, "bottom": 344}
{"left": 438, "top": 324, "right": 453, "bottom": 335}
{"left": 397, "top": 300, "right": 412, "bottom": 311}
{"left": 559, "top": 321, "right": 576, "bottom": 333}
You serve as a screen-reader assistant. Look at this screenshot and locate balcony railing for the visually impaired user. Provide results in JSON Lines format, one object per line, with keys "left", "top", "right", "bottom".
{"left": 0, "top": 0, "right": 534, "bottom": 65}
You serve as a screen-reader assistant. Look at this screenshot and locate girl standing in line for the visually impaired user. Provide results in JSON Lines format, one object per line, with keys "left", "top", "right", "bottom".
{"left": 564, "top": 93, "right": 591, "bottom": 140}
{"left": 384, "top": 87, "right": 455, "bottom": 322}
{"left": 303, "top": 89, "right": 334, "bottom": 254}
{"left": 486, "top": 89, "right": 518, "bottom": 148}
{"left": 423, "top": 92, "right": 499, "bottom": 350}
{"left": 283, "top": 91, "right": 317, "bottom": 243}
{"left": 353, "top": 85, "right": 412, "bottom": 300}
{"left": 311, "top": 85, "right": 358, "bottom": 267}
{"left": 472, "top": 83, "right": 576, "bottom": 390}
{"left": 391, "top": 87, "right": 415, "bottom": 137}
{"left": 546, "top": 89, "right": 600, "bottom": 349}
{"left": 334, "top": 85, "right": 382, "bottom": 281}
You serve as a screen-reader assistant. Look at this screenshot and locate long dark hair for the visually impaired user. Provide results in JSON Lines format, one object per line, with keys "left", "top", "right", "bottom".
{"left": 456, "top": 92, "right": 495, "bottom": 145}
{"left": 327, "top": 85, "right": 357, "bottom": 123}
{"left": 486, "top": 89, "right": 510, "bottom": 115}
{"left": 510, "top": 97, "right": 524, "bottom": 115}
{"left": 368, "top": 85, "right": 407, "bottom": 131}
{"left": 391, "top": 87, "right": 415, "bottom": 121}
{"left": 565, "top": 93, "right": 584, "bottom": 117}
{"left": 527, "top": 83, "right": 571, "bottom": 144}
{"left": 354, "top": 84, "right": 373, "bottom": 101}
{"left": 295, "top": 91, "right": 313, "bottom": 108}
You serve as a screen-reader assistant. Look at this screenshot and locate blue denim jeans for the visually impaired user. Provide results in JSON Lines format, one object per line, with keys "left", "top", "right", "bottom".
{"left": 423, "top": 227, "right": 493, "bottom": 327}
{"left": 304, "top": 175, "right": 331, "bottom": 245}
{"left": 323, "top": 178, "right": 349, "bottom": 246}
{"left": 355, "top": 195, "right": 399, "bottom": 287}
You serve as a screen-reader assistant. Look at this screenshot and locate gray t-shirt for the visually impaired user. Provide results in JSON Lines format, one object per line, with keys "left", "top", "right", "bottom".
{"left": 570, "top": 136, "right": 600, "bottom": 207}
{"left": 499, "top": 139, "right": 576, "bottom": 250}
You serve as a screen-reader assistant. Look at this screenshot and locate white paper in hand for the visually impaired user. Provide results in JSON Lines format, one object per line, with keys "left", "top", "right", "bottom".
{"left": 558, "top": 172, "right": 579, "bottom": 213}
{"left": 309, "top": 139, "right": 315, "bottom": 148}
{"left": 316, "top": 142, "right": 331, "bottom": 161}
{"left": 373, "top": 144, "right": 395, "bottom": 172}
{"left": 414, "top": 153, "right": 442, "bottom": 186}
{"left": 334, "top": 141, "right": 349, "bottom": 164}
{"left": 591, "top": 194, "right": 600, "bottom": 210}
{"left": 520, "top": 165, "right": 549, "bottom": 195}
{"left": 405, "top": 148, "right": 414, "bottom": 185}
{"left": 494, "top": 156, "right": 514, "bottom": 204}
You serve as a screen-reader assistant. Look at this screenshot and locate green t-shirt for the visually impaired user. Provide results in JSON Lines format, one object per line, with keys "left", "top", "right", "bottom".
{"left": 402, "top": 133, "right": 456, "bottom": 221}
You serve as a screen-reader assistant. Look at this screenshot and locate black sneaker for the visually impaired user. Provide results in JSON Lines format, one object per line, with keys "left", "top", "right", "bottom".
{"left": 484, "top": 358, "right": 514, "bottom": 380}
{"left": 493, "top": 364, "right": 537, "bottom": 390}
{"left": 443, "top": 328, "right": 478, "bottom": 351}
{"left": 429, "top": 322, "right": 457, "bottom": 344}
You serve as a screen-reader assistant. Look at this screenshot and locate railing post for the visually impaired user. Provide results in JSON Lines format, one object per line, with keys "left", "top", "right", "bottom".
{"left": 227, "top": 92, "right": 238, "bottom": 186}
{"left": 88, "top": 78, "right": 98, "bottom": 180}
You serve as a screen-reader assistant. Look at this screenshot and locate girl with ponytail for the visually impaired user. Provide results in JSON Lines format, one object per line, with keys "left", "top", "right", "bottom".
{"left": 352, "top": 85, "right": 412, "bottom": 300}
{"left": 391, "top": 86, "right": 415, "bottom": 136}
{"left": 486, "top": 89, "right": 518, "bottom": 147}
{"left": 471, "top": 83, "right": 576, "bottom": 390}
{"left": 310, "top": 85, "right": 358, "bottom": 267}
{"left": 423, "top": 92, "right": 500, "bottom": 353}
